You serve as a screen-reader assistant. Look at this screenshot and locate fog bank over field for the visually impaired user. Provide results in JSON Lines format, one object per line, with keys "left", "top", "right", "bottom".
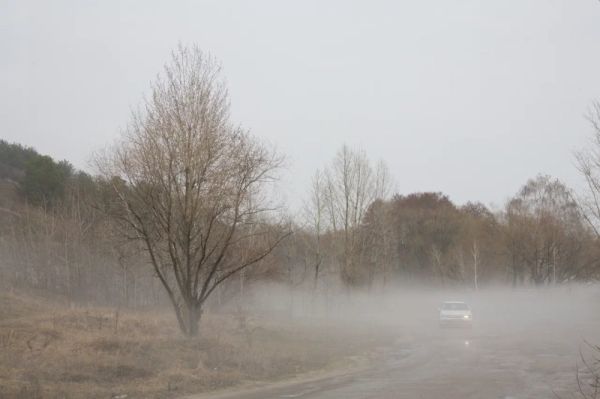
{"left": 244, "top": 283, "right": 600, "bottom": 336}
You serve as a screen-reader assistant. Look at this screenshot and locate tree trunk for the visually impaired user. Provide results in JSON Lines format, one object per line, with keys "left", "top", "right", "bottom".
{"left": 472, "top": 240, "right": 479, "bottom": 291}
{"left": 184, "top": 302, "right": 203, "bottom": 337}
{"left": 168, "top": 298, "right": 203, "bottom": 337}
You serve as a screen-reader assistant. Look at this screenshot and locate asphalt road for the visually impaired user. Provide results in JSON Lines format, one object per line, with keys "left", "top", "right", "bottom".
{"left": 193, "top": 322, "right": 597, "bottom": 398}
{"left": 191, "top": 289, "right": 600, "bottom": 399}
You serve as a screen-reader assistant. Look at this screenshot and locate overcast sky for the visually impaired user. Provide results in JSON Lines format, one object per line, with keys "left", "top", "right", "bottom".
{"left": 1, "top": 0, "right": 600, "bottom": 209}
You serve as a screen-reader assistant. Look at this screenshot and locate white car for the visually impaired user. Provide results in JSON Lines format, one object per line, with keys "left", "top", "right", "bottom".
{"left": 439, "top": 301, "right": 472, "bottom": 327}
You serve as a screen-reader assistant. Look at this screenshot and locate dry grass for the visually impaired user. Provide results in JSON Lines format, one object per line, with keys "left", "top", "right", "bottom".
{"left": 0, "top": 292, "right": 394, "bottom": 399}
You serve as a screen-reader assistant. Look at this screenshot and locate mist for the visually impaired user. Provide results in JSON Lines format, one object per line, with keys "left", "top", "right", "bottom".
{"left": 2, "top": 1, "right": 600, "bottom": 398}
{"left": 224, "top": 282, "right": 600, "bottom": 398}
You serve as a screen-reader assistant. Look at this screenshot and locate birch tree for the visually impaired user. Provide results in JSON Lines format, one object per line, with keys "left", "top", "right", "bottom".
{"left": 505, "top": 175, "right": 587, "bottom": 285}
{"left": 322, "top": 145, "right": 391, "bottom": 286}
{"left": 576, "top": 101, "right": 600, "bottom": 237}
{"left": 303, "top": 169, "right": 326, "bottom": 289}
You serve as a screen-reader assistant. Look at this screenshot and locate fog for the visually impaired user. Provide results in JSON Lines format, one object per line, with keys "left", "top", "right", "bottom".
{"left": 206, "top": 283, "right": 599, "bottom": 399}
{"left": 248, "top": 282, "right": 600, "bottom": 334}
{"left": 3, "top": 2, "right": 600, "bottom": 397}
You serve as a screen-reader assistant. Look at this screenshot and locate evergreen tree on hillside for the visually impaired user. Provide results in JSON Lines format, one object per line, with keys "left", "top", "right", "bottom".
{"left": 0, "top": 140, "right": 74, "bottom": 207}
{"left": 21, "top": 157, "right": 73, "bottom": 207}
{"left": 0, "top": 140, "right": 39, "bottom": 180}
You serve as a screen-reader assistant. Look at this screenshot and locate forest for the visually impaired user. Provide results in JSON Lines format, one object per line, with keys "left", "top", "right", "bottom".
{"left": 1, "top": 133, "right": 599, "bottom": 312}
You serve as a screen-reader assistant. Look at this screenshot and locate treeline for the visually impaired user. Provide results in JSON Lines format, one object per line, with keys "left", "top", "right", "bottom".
{"left": 0, "top": 140, "right": 599, "bottom": 306}
{"left": 274, "top": 146, "right": 600, "bottom": 294}
{"left": 0, "top": 140, "right": 160, "bottom": 306}
{"left": 365, "top": 175, "right": 598, "bottom": 287}
{"left": 366, "top": 177, "right": 598, "bottom": 286}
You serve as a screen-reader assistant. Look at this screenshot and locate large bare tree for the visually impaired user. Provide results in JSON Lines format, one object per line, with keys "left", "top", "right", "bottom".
{"left": 504, "top": 175, "right": 591, "bottom": 285}
{"left": 98, "top": 45, "right": 288, "bottom": 336}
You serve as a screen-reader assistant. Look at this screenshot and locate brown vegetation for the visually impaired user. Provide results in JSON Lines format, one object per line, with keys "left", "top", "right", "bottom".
{"left": 0, "top": 292, "right": 393, "bottom": 399}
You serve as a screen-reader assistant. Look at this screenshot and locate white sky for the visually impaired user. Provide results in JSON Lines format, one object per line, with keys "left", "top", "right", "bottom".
{"left": 1, "top": 0, "right": 600, "bottom": 210}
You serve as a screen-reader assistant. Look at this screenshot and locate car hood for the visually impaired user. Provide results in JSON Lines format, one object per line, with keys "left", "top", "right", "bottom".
{"left": 440, "top": 310, "right": 471, "bottom": 316}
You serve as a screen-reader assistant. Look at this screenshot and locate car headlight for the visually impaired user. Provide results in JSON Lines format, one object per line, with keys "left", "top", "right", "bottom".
{"left": 463, "top": 314, "right": 471, "bottom": 319}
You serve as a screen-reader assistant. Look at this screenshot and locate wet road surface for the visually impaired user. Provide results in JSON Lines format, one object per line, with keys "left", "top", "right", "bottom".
{"left": 190, "top": 289, "right": 600, "bottom": 399}
{"left": 191, "top": 320, "right": 593, "bottom": 399}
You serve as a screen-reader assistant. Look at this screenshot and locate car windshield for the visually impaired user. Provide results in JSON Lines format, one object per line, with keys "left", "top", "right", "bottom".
{"left": 442, "top": 302, "right": 469, "bottom": 310}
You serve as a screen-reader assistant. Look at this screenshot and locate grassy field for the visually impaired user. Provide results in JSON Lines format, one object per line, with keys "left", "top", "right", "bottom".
{"left": 0, "top": 292, "right": 394, "bottom": 399}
